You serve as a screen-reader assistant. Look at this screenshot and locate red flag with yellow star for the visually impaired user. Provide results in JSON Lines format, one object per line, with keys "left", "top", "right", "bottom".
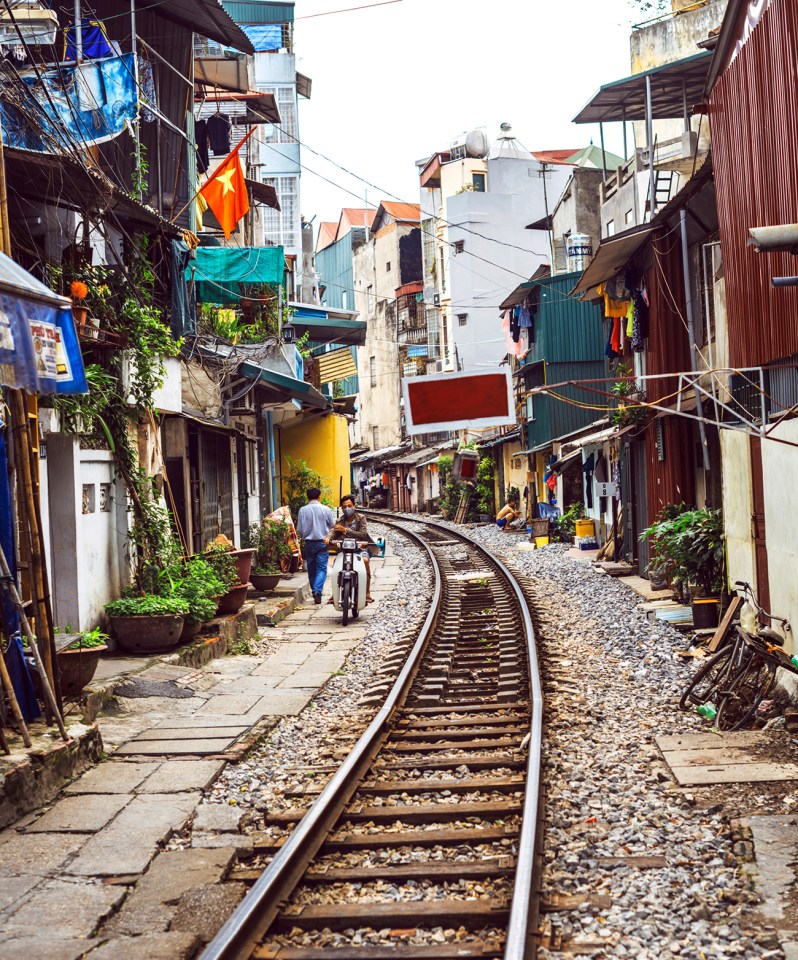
{"left": 200, "top": 139, "right": 250, "bottom": 239}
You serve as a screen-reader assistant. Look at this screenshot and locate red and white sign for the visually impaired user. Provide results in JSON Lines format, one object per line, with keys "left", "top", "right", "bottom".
{"left": 402, "top": 370, "right": 516, "bottom": 436}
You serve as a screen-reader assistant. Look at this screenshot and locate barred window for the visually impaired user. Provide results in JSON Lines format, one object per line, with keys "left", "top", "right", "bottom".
{"left": 260, "top": 86, "right": 297, "bottom": 143}
{"left": 261, "top": 175, "right": 299, "bottom": 249}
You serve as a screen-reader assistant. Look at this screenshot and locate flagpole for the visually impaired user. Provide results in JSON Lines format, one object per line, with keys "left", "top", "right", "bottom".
{"left": 171, "top": 126, "right": 258, "bottom": 225}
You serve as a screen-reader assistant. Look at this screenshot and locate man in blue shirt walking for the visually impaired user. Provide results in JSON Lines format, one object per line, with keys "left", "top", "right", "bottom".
{"left": 296, "top": 487, "right": 335, "bottom": 604}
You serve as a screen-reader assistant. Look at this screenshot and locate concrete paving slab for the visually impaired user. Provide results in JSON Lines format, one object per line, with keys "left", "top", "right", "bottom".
{"left": 3, "top": 878, "right": 127, "bottom": 939}
{"left": 65, "top": 793, "right": 199, "bottom": 876}
{"left": 196, "top": 694, "right": 261, "bottom": 715}
{"left": 251, "top": 659, "right": 298, "bottom": 677}
{"left": 137, "top": 665, "right": 198, "bottom": 681}
{"left": 192, "top": 803, "right": 244, "bottom": 833}
{"left": 94, "top": 657, "right": 153, "bottom": 681}
{"left": 101, "top": 847, "right": 235, "bottom": 937}
{"left": 657, "top": 731, "right": 764, "bottom": 751}
{"left": 151, "top": 716, "right": 255, "bottom": 729}
{"left": 88, "top": 933, "right": 200, "bottom": 960}
{"left": 745, "top": 814, "right": 798, "bottom": 921}
{"left": 0, "top": 938, "right": 101, "bottom": 960}
{"left": 65, "top": 761, "right": 161, "bottom": 794}
{"left": 170, "top": 882, "right": 248, "bottom": 943}
{"left": 277, "top": 672, "right": 335, "bottom": 689}
{"left": 130, "top": 727, "right": 247, "bottom": 742}
{"left": 190, "top": 832, "right": 254, "bottom": 855}
{"left": 27, "top": 793, "right": 130, "bottom": 833}
{"left": 136, "top": 760, "right": 226, "bottom": 794}
{"left": 204, "top": 659, "right": 258, "bottom": 676}
{"left": 212, "top": 676, "right": 281, "bottom": 694}
{"left": 116, "top": 738, "right": 236, "bottom": 756}
{"left": 670, "top": 762, "right": 798, "bottom": 785}
{"left": 0, "top": 874, "right": 41, "bottom": 916}
{"left": 250, "top": 688, "right": 317, "bottom": 716}
{"left": 0, "top": 832, "right": 84, "bottom": 875}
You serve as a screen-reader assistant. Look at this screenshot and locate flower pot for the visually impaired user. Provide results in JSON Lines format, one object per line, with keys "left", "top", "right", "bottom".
{"left": 109, "top": 614, "right": 185, "bottom": 653}
{"left": 179, "top": 620, "right": 203, "bottom": 643}
{"left": 217, "top": 582, "right": 251, "bottom": 615}
{"left": 691, "top": 597, "right": 720, "bottom": 630}
{"left": 251, "top": 573, "right": 281, "bottom": 592}
{"left": 229, "top": 548, "right": 255, "bottom": 585}
{"left": 72, "top": 305, "right": 89, "bottom": 326}
{"left": 57, "top": 644, "right": 107, "bottom": 696}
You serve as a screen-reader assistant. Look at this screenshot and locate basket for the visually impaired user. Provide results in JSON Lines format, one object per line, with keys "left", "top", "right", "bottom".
{"left": 529, "top": 518, "right": 550, "bottom": 539}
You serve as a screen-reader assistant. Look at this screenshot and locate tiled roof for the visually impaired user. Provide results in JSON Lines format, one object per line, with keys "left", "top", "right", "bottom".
{"left": 531, "top": 149, "right": 580, "bottom": 165}
{"left": 316, "top": 222, "right": 337, "bottom": 252}
{"left": 380, "top": 201, "right": 421, "bottom": 222}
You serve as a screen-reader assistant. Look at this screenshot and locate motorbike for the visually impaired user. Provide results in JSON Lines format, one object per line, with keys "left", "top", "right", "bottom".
{"left": 330, "top": 537, "right": 368, "bottom": 625}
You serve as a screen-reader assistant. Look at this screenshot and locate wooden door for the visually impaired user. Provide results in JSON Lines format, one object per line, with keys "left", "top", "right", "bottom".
{"left": 749, "top": 436, "right": 770, "bottom": 610}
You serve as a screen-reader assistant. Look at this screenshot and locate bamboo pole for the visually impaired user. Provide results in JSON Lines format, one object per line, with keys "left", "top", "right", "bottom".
{"left": 0, "top": 645, "right": 31, "bottom": 748}
{"left": 0, "top": 540, "right": 67, "bottom": 741}
{"left": 9, "top": 391, "right": 56, "bottom": 706}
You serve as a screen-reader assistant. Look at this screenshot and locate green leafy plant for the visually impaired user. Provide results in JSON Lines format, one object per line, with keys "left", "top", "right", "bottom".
{"left": 244, "top": 519, "right": 291, "bottom": 575}
{"left": 611, "top": 362, "right": 649, "bottom": 428}
{"left": 172, "top": 556, "right": 227, "bottom": 625}
{"left": 105, "top": 595, "right": 190, "bottom": 618}
{"left": 204, "top": 542, "right": 240, "bottom": 591}
{"left": 65, "top": 626, "right": 109, "bottom": 651}
{"left": 281, "top": 456, "right": 327, "bottom": 520}
{"left": 47, "top": 364, "right": 118, "bottom": 448}
{"left": 475, "top": 456, "right": 495, "bottom": 516}
{"left": 641, "top": 505, "right": 725, "bottom": 596}
{"left": 553, "top": 501, "right": 586, "bottom": 542}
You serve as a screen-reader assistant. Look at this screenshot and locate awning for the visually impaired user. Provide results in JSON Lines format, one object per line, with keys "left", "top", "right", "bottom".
{"left": 194, "top": 57, "right": 250, "bottom": 95}
{"left": 350, "top": 443, "right": 408, "bottom": 465}
{"left": 499, "top": 265, "right": 551, "bottom": 310}
{"left": 245, "top": 179, "right": 280, "bottom": 210}
{"left": 296, "top": 72, "right": 312, "bottom": 99}
{"left": 288, "top": 303, "right": 366, "bottom": 347}
{"left": 570, "top": 225, "right": 657, "bottom": 298}
{"left": 0, "top": 251, "right": 87, "bottom": 394}
{"left": 147, "top": 0, "right": 253, "bottom": 54}
{"left": 177, "top": 406, "right": 236, "bottom": 434}
{"left": 317, "top": 347, "right": 357, "bottom": 385}
{"left": 239, "top": 361, "right": 329, "bottom": 411}
{"left": 551, "top": 449, "right": 582, "bottom": 473}
{"left": 3, "top": 147, "right": 180, "bottom": 234}
{"left": 478, "top": 427, "right": 522, "bottom": 449}
{"left": 573, "top": 51, "right": 712, "bottom": 124}
{"left": 561, "top": 426, "right": 617, "bottom": 451}
{"left": 197, "top": 90, "right": 280, "bottom": 124}
{"left": 189, "top": 246, "right": 285, "bottom": 305}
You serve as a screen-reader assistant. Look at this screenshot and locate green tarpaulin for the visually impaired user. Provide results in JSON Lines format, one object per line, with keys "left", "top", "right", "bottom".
{"left": 188, "top": 246, "right": 284, "bottom": 304}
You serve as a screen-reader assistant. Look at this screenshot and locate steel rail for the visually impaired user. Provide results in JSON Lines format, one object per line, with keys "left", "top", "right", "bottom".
{"left": 200, "top": 523, "right": 443, "bottom": 960}
{"left": 371, "top": 511, "right": 544, "bottom": 960}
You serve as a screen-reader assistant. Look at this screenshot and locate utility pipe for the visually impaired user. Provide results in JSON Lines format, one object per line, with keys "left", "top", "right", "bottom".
{"left": 73, "top": 0, "right": 82, "bottom": 63}
{"left": 680, "top": 208, "right": 711, "bottom": 472}
{"left": 646, "top": 74, "right": 655, "bottom": 219}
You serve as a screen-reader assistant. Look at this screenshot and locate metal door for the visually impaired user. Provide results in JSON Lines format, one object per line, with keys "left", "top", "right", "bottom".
{"left": 749, "top": 436, "right": 770, "bottom": 610}
{"left": 200, "top": 430, "right": 234, "bottom": 547}
{"left": 632, "top": 440, "right": 649, "bottom": 573}
{"left": 236, "top": 436, "right": 249, "bottom": 535}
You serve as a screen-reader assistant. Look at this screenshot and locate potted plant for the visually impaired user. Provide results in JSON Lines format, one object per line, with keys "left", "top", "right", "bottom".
{"left": 170, "top": 555, "right": 228, "bottom": 641}
{"left": 205, "top": 540, "right": 250, "bottom": 615}
{"left": 244, "top": 519, "right": 291, "bottom": 592}
{"left": 641, "top": 506, "right": 725, "bottom": 628}
{"left": 104, "top": 594, "right": 190, "bottom": 652}
{"left": 56, "top": 626, "right": 108, "bottom": 696}
{"left": 70, "top": 280, "right": 90, "bottom": 327}
{"left": 207, "top": 534, "right": 255, "bottom": 584}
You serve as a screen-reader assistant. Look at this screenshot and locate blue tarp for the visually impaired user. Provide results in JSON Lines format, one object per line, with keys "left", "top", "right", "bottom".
{"left": 189, "top": 246, "right": 285, "bottom": 305}
{"left": 0, "top": 251, "right": 87, "bottom": 395}
{"left": 1, "top": 53, "right": 137, "bottom": 151}
{"left": 241, "top": 24, "right": 283, "bottom": 51}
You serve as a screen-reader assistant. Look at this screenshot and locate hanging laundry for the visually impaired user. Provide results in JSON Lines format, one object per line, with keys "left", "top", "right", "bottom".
{"left": 64, "top": 19, "right": 113, "bottom": 61}
{"left": 604, "top": 331, "right": 619, "bottom": 361}
{"left": 206, "top": 113, "right": 230, "bottom": 155}
{"left": 518, "top": 304, "right": 533, "bottom": 328}
{"left": 594, "top": 451, "right": 609, "bottom": 483}
{"left": 597, "top": 281, "right": 630, "bottom": 319}
{"left": 632, "top": 290, "right": 648, "bottom": 352}
{"left": 610, "top": 316, "right": 622, "bottom": 354}
{"left": 626, "top": 299, "right": 634, "bottom": 339}
{"left": 138, "top": 58, "right": 158, "bottom": 122}
{"left": 510, "top": 306, "right": 520, "bottom": 343}
{"left": 195, "top": 119, "right": 209, "bottom": 172}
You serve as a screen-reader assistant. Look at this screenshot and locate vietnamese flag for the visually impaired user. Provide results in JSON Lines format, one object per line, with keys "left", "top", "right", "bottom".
{"left": 200, "top": 139, "right": 250, "bottom": 239}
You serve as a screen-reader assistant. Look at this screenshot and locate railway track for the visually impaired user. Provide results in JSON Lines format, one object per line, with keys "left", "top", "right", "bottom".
{"left": 202, "top": 514, "right": 543, "bottom": 960}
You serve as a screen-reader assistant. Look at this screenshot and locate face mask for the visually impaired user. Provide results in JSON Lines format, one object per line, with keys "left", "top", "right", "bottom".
{"left": 343, "top": 507, "right": 355, "bottom": 517}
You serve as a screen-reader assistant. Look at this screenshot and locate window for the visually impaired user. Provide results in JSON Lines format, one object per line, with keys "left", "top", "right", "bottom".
{"left": 261, "top": 86, "right": 297, "bottom": 143}
{"left": 457, "top": 313, "right": 468, "bottom": 326}
{"left": 439, "top": 248, "right": 446, "bottom": 293}
{"left": 453, "top": 240, "right": 464, "bottom": 254}
{"left": 625, "top": 208, "right": 634, "bottom": 225}
{"left": 369, "top": 356, "right": 377, "bottom": 387}
{"left": 261, "top": 175, "right": 299, "bottom": 249}
{"left": 605, "top": 219, "right": 616, "bottom": 237}
{"left": 386, "top": 261, "right": 391, "bottom": 271}
{"left": 372, "top": 425, "right": 380, "bottom": 450}
{"left": 341, "top": 291, "right": 347, "bottom": 310}
{"left": 472, "top": 172, "right": 486, "bottom": 192}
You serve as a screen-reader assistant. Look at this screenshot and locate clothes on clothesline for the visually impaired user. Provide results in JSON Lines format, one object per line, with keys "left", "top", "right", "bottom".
{"left": 195, "top": 119, "right": 209, "bottom": 172}
{"left": 206, "top": 113, "right": 230, "bottom": 154}
{"left": 138, "top": 57, "right": 157, "bottom": 122}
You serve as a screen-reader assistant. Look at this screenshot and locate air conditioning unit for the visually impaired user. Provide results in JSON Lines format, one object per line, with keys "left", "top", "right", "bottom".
{"left": 229, "top": 390, "right": 256, "bottom": 416}
{"left": 433, "top": 293, "right": 441, "bottom": 306}
{"left": 427, "top": 360, "right": 443, "bottom": 374}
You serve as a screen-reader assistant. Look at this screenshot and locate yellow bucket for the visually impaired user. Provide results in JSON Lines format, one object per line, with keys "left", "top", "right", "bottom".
{"left": 535, "top": 536, "right": 550, "bottom": 548}
{"left": 574, "top": 519, "right": 596, "bottom": 539}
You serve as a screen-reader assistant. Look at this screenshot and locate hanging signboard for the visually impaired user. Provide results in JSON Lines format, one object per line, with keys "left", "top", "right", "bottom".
{"left": 402, "top": 369, "right": 516, "bottom": 436}
{"left": 597, "top": 481, "right": 618, "bottom": 499}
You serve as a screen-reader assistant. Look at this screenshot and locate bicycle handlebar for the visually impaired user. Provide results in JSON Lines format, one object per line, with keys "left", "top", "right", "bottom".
{"left": 734, "top": 580, "right": 791, "bottom": 631}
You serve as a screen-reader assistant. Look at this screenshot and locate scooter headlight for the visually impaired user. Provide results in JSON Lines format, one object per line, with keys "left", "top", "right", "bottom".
{"left": 341, "top": 538, "right": 359, "bottom": 551}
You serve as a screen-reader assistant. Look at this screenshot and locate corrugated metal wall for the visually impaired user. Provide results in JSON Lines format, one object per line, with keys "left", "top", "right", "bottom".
{"left": 710, "top": 0, "right": 798, "bottom": 367}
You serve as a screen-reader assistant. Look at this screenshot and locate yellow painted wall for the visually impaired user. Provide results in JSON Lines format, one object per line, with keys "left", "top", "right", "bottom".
{"left": 278, "top": 413, "right": 351, "bottom": 507}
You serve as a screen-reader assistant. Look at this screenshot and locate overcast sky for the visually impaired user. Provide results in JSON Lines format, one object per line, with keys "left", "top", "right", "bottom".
{"left": 293, "top": 0, "right": 638, "bottom": 226}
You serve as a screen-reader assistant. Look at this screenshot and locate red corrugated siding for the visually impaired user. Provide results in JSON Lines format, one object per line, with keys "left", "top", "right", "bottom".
{"left": 710, "top": 0, "right": 798, "bottom": 367}
{"left": 643, "top": 229, "right": 697, "bottom": 513}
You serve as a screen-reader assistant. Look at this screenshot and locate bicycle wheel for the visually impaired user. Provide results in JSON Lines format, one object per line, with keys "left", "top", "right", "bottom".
{"left": 341, "top": 580, "right": 351, "bottom": 626}
{"left": 716, "top": 654, "right": 776, "bottom": 731}
{"left": 679, "top": 645, "right": 736, "bottom": 711}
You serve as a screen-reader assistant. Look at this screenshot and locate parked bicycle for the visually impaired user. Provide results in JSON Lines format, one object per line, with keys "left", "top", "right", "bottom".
{"left": 679, "top": 581, "right": 794, "bottom": 730}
